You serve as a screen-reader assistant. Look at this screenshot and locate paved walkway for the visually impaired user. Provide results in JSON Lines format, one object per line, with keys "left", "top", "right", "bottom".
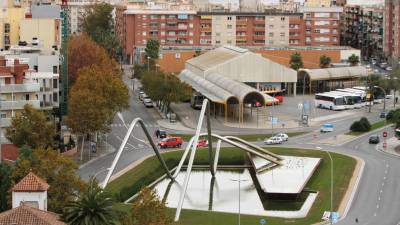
{"left": 378, "top": 137, "right": 400, "bottom": 157}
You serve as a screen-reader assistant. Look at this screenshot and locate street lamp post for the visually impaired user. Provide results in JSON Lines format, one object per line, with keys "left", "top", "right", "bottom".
{"left": 316, "top": 147, "right": 333, "bottom": 224}
{"left": 147, "top": 56, "right": 150, "bottom": 71}
{"left": 374, "top": 86, "right": 386, "bottom": 112}
{"left": 230, "top": 175, "right": 249, "bottom": 225}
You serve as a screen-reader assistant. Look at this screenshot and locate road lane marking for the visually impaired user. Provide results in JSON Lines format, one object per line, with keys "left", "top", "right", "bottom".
{"left": 376, "top": 204, "right": 379, "bottom": 209}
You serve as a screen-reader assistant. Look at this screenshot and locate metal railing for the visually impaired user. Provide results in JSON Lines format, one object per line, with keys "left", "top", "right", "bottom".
{"left": 101, "top": 99, "right": 283, "bottom": 222}
{"left": 0, "top": 100, "right": 40, "bottom": 110}
{"left": 0, "top": 83, "right": 40, "bottom": 93}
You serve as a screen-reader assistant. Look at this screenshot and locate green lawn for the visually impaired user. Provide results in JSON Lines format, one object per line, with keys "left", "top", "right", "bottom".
{"left": 346, "top": 119, "right": 389, "bottom": 136}
{"left": 108, "top": 147, "right": 356, "bottom": 225}
{"left": 171, "top": 132, "right": 308, "bottom": 142}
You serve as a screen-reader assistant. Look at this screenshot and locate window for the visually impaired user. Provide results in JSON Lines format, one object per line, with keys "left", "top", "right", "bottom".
{"left": 34, "top": 65, "right": 38, "bottom": 71}
{"left": 52, "top": 66, "right": 58, "bottom": 74}
{"left": 175, "top": 53, "right": 181, "bottom": 59}
{"left": 269, "top": 24, "right": 274, "bottom": 29}
{"left": 4, "top": 23, "right": 10, "bottom": 33}
{"left": 142, "top": 31, "right": 147, "bottom": 36}
{"left": 281, "top": 17, "right": 285, "bottom": 21}
{"left": 53, "top": 92, "right": 58, "bottom": 102}
{"left": 21, "top": 201, "right": 39, "bottom": 209}
{"left": 280, "top": 32, "right": 285, "bottom": 37}
{"left": 227, "top": 40, "right": 232, "bottom": 44}
{"left": 0, "top": 113, "right": 6, "bottom": 118}
{"left": 269, "top": 32, "right": 274, "bottom": 37}
{"left": 216, "top": 40, "right": 221, "bottom": 44}
{"left": 268, "top": 40, "right": 274, "bottom": 45}
{"left": 53, "top": 79, "right": 58, "bottom": 89}
{"left": 227, "top": 24, "right": 232, "bottom": 29}
{"left": 216, "top": 32, "right": 220, "bottom": 36}
{"left": 227, "top": 16, "right": 232, "bottom": 20}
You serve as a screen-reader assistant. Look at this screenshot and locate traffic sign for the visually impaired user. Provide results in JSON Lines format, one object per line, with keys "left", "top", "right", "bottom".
{"left": 383, "top": 131, "right": 388, "bottom": 137}
{"left": 331, "top": 212, "right": 339, "bottom": 223}
{"left": 259, "top": 218, "right": 267, "bottom": 225}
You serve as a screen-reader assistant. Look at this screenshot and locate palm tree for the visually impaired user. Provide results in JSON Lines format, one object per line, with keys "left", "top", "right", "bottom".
{"left": 348, "top": 54, "right": 360, "bottom": 66}
{"left": 62, "top": 178, "right": 116, "bottom": 225}
{"left": 319, "top": 55, "right": 331, "bottom": 68}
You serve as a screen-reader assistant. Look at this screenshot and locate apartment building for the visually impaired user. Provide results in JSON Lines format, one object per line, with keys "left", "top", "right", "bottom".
{"left": 304, "top": 0, "right": 332, "bottom": 7}
{"left": 341, "top": 5, "right": 384, "bottom": 60}
{"left": 20, "top": 18, "right": 61, "bottom": 53}
{"left": 68, "top": 0, "right": 103, "bottom": 34}
{"left": 0, "top": 7, "right": 26, "bottom": 50}
{"left": 384, "top": 0, "right": 400, "bottom": 59}
{"left": 0, "top": 57, "right": 40, "bottom": 129}
{"left": 117, "top": 6, "right": 310, "bottom": 63}
{"left": 301, "top": 7, "right": 342, "bottom": 46}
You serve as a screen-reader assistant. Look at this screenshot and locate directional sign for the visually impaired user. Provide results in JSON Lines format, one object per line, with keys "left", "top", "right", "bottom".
{"left": 259, "top": 218, "right": 267, "bottom": 225}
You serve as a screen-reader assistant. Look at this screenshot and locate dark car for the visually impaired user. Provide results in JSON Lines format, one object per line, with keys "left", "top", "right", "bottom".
{"left": 155, "top": 129, "right": 167, "bottom": 138}
{"left": 380, "top": 111, "right": 387, "bottom": 118}
{"left": 369, "top": 135, "right": 380, "bottom": 144}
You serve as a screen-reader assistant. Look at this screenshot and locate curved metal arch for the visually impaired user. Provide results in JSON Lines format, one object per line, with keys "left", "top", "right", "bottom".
{"left": 101, "top": 117, "right": 175, "bottom": 189}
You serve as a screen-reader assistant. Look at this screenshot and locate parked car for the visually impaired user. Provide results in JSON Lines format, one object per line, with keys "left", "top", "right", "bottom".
{"left": 379, "top": 62, "right": 388, "bottom": 69}
{"left": 320, "top": 123, "right": 334, "bottom": 133}
{"left": 274, "top": 133, "right": 289, "bottom": 141}
{"left": 369, "top": 135, "right": 380, "bottom": 144}
{"left": 386, "top": 66, "right": 393, "bottom": 71}
{"left": 380, "top": 111, "right": 387, "bottom": 118}
{"left": 155, "top": 129, "right": 167, "bottom": 138}
{"left": 143, "top": 97, "right": 153, "bottom": 107}
{"left": 138, "top": 91, "right": 146, "bottom": 100}
{"left": 158, "top": 137, "right": 183, "bottom": 148}
{"left": 197, "top": 139, "right": 209, "bottom": 148}
{"left": 263, "top": 137, "right": 283, "bottom": 145}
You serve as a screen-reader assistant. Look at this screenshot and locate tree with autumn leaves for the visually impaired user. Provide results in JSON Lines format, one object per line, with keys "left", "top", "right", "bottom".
{"left": 67, "top": 34, "right": 129, "bottom": 158}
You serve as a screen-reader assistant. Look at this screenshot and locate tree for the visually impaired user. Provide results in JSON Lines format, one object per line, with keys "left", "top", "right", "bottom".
{"left": 68, "top": 34, "right": 120, "bottom": 87}
{"left": 5, "top": 104, "right": 55, "bottom": 149}
{"left": 62, "top": 179, "right": 117, "bottom": 225}
{"left": 121, "top": 187, "right": 172, "bottom": 225}
{"left": 350, "top": 117, "right": 371, "bottom": 132}
{"left": 289, "top": 52, "right": 304, "bottom": 71}
{"left": 141, "top": 71, "right": 191, "bottom": 114}
{"left": 67, "top": 65, "right": 129, "bottom": 158}
{"left": 0, "top": 163, "right": 13, "bottom": 212}
{"left": 12, "top": 148, "right": 86, "bottom": 213}
{"left": 144, "top": 39, "right": 160, "bottom": 70}
{"left": 319, "top": 55, "right": 331, "bottom": 68}
{"left": 82, "top": 3, "right": 121, "bottom": 59}
{"left": 348, "top": 54, "right": 360, "bottom": 66}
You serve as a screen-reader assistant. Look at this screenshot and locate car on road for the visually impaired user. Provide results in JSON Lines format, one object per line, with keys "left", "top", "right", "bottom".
{"left": 320, "top": 123, "right": 334, "bottom": 133}
{"left": 197, "top": 139, "right": 209, "bottom": 148}
{"left": 274, "top": 133, "right": 289, "bottom": 141}
{"left": 158, "top": 137, "right": 183, "bottom": 148}
{"left": 369, "top": 135, "right": 380, "bottom": 144}
{"left": 155, "top": 129, "right": 167, "bottom": 138}
{"left": 143, "top": 97, "right": 153, "bottom": 108}
{"left": 139, "top": 91, "right": 146, "bottom": 101}
{"left": 380, "top": 111, "right": 388, "bottom": 118}
{"left": 263, "top": 137, "right": 283, "bottom": 145}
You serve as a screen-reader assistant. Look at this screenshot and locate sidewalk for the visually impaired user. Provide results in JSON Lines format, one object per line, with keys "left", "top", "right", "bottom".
{"left": 378, "top": 137, "right": 400, "bottom": 157}
{"left": 70, "top": 138, "right": 116, "bottom": 166}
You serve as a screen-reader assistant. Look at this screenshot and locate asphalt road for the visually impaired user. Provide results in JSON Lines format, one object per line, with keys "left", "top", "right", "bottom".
{"left": 76, "top": 67, "right": 400, "bottom": 225}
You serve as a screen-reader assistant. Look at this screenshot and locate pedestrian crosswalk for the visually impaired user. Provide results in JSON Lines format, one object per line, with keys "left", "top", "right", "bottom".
{"left": 110, "top": 123, "right": 158, "bottom": 128}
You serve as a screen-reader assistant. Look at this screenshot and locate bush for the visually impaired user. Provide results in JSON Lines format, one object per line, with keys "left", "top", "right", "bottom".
{"left": 350, "top": 117, "right": 371, "bottom": 132}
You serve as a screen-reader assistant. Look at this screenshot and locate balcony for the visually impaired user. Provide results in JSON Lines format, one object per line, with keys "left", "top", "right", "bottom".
{"left": 253, "top": 35, "right": 265, "bottom": 40}
{"left": 253, "top": 26, "right": 265, "bottom": 31}
{"left": 0, "top": 100, "right": 40, "bottom": 110}
{"left": 0, "top": 118, "right": 11, "bottom": 128}
{"left": 0, "top": 83, "right": 40, "bottom": 93}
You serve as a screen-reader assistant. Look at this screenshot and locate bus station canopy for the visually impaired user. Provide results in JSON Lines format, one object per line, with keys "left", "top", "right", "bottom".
{"left": 298, "top": 66, "right": 369, "bottom": 81}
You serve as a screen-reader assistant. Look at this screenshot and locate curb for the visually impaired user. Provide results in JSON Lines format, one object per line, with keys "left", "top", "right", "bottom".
{"left": 78, "top": 142, "right": 116, "bottom": 169}
{"left": 338, "top": 124, "right": 393, "bottom": 146}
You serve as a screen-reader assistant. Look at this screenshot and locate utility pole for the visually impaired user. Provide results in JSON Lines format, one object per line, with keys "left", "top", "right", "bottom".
{"left": 230, "top": 175, "right": 248, "bottom": 225}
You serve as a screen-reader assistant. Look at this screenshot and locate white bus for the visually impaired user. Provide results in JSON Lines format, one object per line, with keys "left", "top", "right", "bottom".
{"left": 353, "top": 86, "right": 383, "bottom": 104}
{"left": 328, "top": 91, "right": 363, "bottom": 109}
{"left": 315, "top": 93, "right": 347, "bottom": 110}
{"left": 336, "top": 88, "right": 368, "bottom": 106}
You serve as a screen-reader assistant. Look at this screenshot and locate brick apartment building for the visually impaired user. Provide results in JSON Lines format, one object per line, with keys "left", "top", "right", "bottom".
{"left": 341, "top": 5, "right": 384, "bottom": 60}
{"left": 384, "top": 0, "right": 400, "bottom": 60}
{"left": 116, "top": 6, "right": 343, "bottom": 63}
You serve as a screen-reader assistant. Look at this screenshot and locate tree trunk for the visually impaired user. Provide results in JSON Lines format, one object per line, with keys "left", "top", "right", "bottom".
{"left": 80, "top": 135, "right": 85, "bottom": 161}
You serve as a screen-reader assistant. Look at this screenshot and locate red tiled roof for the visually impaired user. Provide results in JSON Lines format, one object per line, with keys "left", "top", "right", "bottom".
{"left": 12, "top": 172, "right": 50, "bottom": 192}
{"left": 1, "top": 144, "right": 18, "bottom": 162}
{"left": 0, "top": 205, "right": 65, "bottom": 225}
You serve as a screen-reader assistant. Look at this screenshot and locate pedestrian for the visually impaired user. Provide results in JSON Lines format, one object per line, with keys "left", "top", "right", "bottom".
{"left": 396, "top": 97, "right": 398, "bottom": 104}
{"left": 355, "top": 218, "right": 359, "bottom": 223}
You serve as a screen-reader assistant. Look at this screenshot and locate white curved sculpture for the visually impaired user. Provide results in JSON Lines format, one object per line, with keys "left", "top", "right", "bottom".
{"left": 101, "top": 99, "right": 283, "bottom": 221}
